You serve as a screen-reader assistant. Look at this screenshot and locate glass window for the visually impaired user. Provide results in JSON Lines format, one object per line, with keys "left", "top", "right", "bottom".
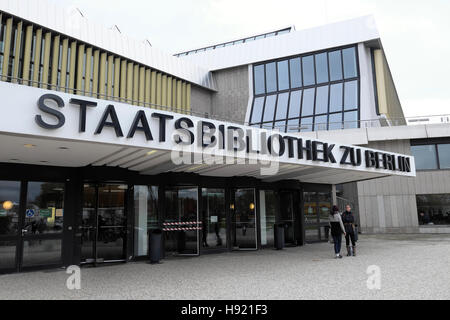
{"left": 25, "top": 182, "right": 65, "bottom": 235}
{"left": 265, "top": 62, "right": 277, "bottom": 93}
{"left": 343, "top": 111, "right": 358, "bottom": 129}
{"left": 417, "top": 194, "right": 450, "bottom": 226}
{"left": 300, "top": 117, "right": 313, "bottom": 132}
{"left": 289, "top": 58, "right": 302, "bottom": 88}
{"left": 22, "top": 239, "right": 62, "bottom": 267}
{"left": 314, "top": 115, "right": 328, "bottom": 131}
{"left": 254, "top": 65, "right": 265, "bottom": 95}
{"left": 288, "top": 90, "right": 302, "bottom": 119}
{"left": 329, "top": 113, "right": 343, "bottom": 131}
{"left": 315, "top": 53, "right": 329, "bottom": 84}
{"left": 277, "top": 60, "right": 289, "bottom": 91}
{"left": 301, "top": 88, "right": 315, "bottom": 117}
{"left": 274, "top": 120, "right": 286, "bottom": 132}
{"left": 263, "top": 94, "right": 277, "bottom": 123}
{"left": 344, "top": 80, "right": 358, "bottom": 110}
{"left": 329, "top": 83, "right": 343, "bottom": 113}
{"left": 343, "top": 47, "right": 357, "bottom": 79}
{"left": 411, "top": 145, "right": 438, "bottom": 170}
{"left": 134, "top": 186, "right": 159, "bottom": 257}
{"left": 302, "top": 55, "right": 315, "bottom": 86}
{"left": 250, "top": 97, "right": 265, "bottom": 124}
{"left": 259, "top": 191, "right": 276, "bottom": 247}
{"left": 287, "top": 118, "right": 300, "bottom": 133}
{"left": 329, "top": 50, "right": 343, "bottom": 81}
{"left": 315, "top": 86, "right": 329, "bottom": 115}
{"left": 275, "top": 92, "right": 289, "bottom": 120}
{"left": 202, "top": 189, "right": 226, "bottom": 249}
{"left": 0, "top": 181, "right": 21, "bottom": 236}
{"left": 437, "top": 144, "right": 450, "bottom": 169}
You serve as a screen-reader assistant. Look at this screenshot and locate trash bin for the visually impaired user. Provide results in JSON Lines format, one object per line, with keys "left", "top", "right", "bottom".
{"left": 149, "top": 229, "right": 163, "bottom": 264}
{"left": 274, "top": 223, "right": 285, "bottom": 250}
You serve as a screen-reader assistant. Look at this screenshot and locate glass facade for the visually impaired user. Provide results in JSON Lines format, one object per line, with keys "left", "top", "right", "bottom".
{"left": 134, "top": 186, "right": 159, "bottom": 257}
{"left": 303, "top": 190, "right": 332, "bottom": 242}
{"left": 411, "top": 142, "right": 450, "bottom": 170}
{"left": 417, "top": 194, "right": 450, "bottom": 226}
{"left": 250, "top": 46, "right": 360, "bottom": 132}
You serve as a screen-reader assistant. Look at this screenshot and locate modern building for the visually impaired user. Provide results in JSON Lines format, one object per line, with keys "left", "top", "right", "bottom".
{"left": 2, "top": 0, "right": 442, "bottom": 275}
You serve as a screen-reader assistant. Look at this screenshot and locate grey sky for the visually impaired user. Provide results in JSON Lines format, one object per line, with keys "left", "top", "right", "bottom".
{"left": 48, "top": 0, "right": 450, "bottom": 118}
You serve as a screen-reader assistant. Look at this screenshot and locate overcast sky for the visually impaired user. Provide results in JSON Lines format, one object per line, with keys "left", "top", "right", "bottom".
{"left": 48, "top": 0, "right": 450, "bottom": 118}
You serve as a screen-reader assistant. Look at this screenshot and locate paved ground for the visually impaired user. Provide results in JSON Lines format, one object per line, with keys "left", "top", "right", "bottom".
{"left": 1, "top": 234, "right": 450, "bottom": 300}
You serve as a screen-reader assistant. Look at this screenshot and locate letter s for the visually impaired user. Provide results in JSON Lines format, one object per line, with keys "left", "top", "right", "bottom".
{"left": 35, "top": 94, "right": 65, "bottom": 129}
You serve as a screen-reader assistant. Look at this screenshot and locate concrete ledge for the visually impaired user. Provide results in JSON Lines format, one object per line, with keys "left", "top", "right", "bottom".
{"left": 419, "top": 226, "right": 450, "bottom": 234}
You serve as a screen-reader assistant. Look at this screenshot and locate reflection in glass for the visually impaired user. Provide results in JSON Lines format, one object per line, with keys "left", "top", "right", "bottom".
{"left": 280, "top": 192, "right": 295, "bottom": 245}
{"left": 411, "top": 145, "right": 438, "bottom": 170}
{"left": 134, "top": 186, "right": 159, "bottom": 257}
{"left": 260, "top": 190, "right": 276, "bottom": 247}
{"left": 22, "top": 239, "right": 62, "bottom": 267}
{"left": 301, "top": 88, "right": 315, "bottom": 117}
{"left": 300, "top": 117, "right": 313, "bottom": 132}
{"left": 344, "top": 111, "right": 358, "bottom": 129}
{"left": 329, "top": 50, "right": 343, "bottom": 81}
{"left": 250, "top": 96, "right": 265, "bottom": 124}
{"left": 0, "top": 181, "right": 20, "bottom": 236}
{"left": 315, "top": 53, "right": 329, "bottom": 84}
{"left": 277, "top": 60, "right": 289, "bottom": 91}
{"left": 0, "top": 241, "right": 16, "bottom": 270}
{"left": 329, "top": 113, "right": 343, "bottom": 131}
{"left": 302, "top": 55, "right": 315, "bottom": 86}
{"left": 329, "top": 83, "right": 343, "bottom": 113}
{"left": 315, "top": 86, "right": 329, "bottom": 115}
{"left": 274, "top": 120, "right": 286, "bottom": 132}
{"left": 417, "top": 194, "right": 450, "bottom": 225}
{"left": 275, "top": 92, "right": 289, "bottom": 120}
{"left": 438, "top": 144, "right": 450, "bottom": 169}
{"left": 254, "top": 64, "right": 265, "bottom": 95}
{"left": 314, "top": 115, "right": 328, "bottom": 131}
{"left": 288, "top": 90, "right": 302, "bottom": 119}
{"left": 25, "top": 182, "right": 65, "bottom": 235}
{"left": 202, "top": 189, "right": 226, "bottom": 249}
{"left": 287, "top": 118, "right": 300, "bottom": 133}
{"left": 289, "top": 58, "right": 302, "bottom": 88}
{"left": 233, "top": 189, "right": 257, "bottom": 249}
{"left": 343, "top": 47, "right": 357, "bottom": 79}
{"left": 344, "top": 80, "right": 358, "bottom": 110}
{"left": 263, "top": 94, "right": 277, "bottom": 122}
{"left": 266, "top": 62, "right": 277, "bottom": 93}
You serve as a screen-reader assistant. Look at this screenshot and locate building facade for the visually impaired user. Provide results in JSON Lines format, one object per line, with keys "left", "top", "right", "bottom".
{"left": 0, "top": 0, "right": 430, "bottom": 275}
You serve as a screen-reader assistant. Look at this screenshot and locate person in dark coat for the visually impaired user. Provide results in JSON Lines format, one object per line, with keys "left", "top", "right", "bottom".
{"left": 329, "top": 205, "right": 346, "bottom": 259}
{"left": 342, "top": 205, "right": 357, "bottom": 256}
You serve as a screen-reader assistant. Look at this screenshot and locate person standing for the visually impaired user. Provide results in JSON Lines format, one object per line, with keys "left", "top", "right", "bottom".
{"left": 342, "top": 205, "right": 357, "bottom": 256}
{"left": 329, "top": 205, "right": 346, "bottom": 259}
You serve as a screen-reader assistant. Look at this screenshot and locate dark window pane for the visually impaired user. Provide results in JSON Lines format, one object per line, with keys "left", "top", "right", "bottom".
{"left": 288, "top": 90, "right": 302, "bottom": 119}
{"left": 301, "top": 88, "right": 315, "bottom": 117}
{"left": 289, "top": 58, "right": 302, "bottom": 88}
{"left": 314, "top": 115, "right": 328, "bottom": 131}
{"left": 26, "top": 182, "right": 65, "bottom": 235}
{"left": 330, "top": 83, "right": 343, "bottom": 113}
{"left": 344, "top": 80, "right": 358, "bottom": 110}
{"left": 254, "top": 65, "right": 265, "bottom": 95}
{"left": 250, "top": 97, "right": 265, "bottom": 124}
{"left": 438, "top": 144, "right": 450, "bottom": 169}
{"left": 300, "top": 117, "right": 313, "bottom": 132}
{"left": 287, "top": 118, "right": 300, "bottom": 132}
{"left": 329, "top": 50, "right": 343, "bottom": 81}
{"left": 411, "top": 145, "right": 438, "bottom": 170}
{"left": 302, "top": 55, "right": 315, "bottom": 86}
{"left": 343, "top": 47, "right": 357, "bottom": 79}
{"left": 315, "top": 53, "right": 328, "bottom": 84}
{"left": 22, "top": 239, "right": 62, "bottom": 267}
{"left": 274, "top": 121, "right": 286, "bottom": 133}
{"left": 0, "top": 181, "right": 21, "bottom": 236}
{"left": 263, "top": 94, "right": 277, "bottom": 122}
{"left": 275, "top": 92, "right": 289, "bottom": 120}
{"left": 343, "top": 111, "right": 358, "bottom": 129}
{"left": 266, "top": 62, "right": 277, "bottom": 93}
{"left": 277, "top": 60, "right": 289, "bottom": 91}
{"left": 329, "top": 113, "right": 343, "bottom": 130}
{"left": 315, "top": 86, "right": 329, "bottom": 115}
{"left": 417, "top": 194, "right": 450, "bottom": 225}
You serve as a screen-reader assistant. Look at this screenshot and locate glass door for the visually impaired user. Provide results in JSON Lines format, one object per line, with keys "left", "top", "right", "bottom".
{"left": 201, "top": 189, "right": 227, "bottom": 250}
{"left": 280, "top": 192, "right": 296, "bottom": 246}
{"left": 164, "top": 187, "right": 199, "bottom": 256}
{"left": 232, "top": 189, "right": 257, "bottom": 250}
{"left": 81, "top": 183, "right": 128, "bottom": 264}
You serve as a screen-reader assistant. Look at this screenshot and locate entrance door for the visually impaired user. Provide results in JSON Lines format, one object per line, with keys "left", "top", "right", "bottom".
{"left": 81, "top": 183, "right": 128, "bottom": 264}
{"left": 0, "top": 180, "right": 65, "bottom": 273}
{"left": 232, "top": 189, "right": 257, "bottom": 250}
{"left": 164, "top": 187, "right": 199, "bottom": 256}
{"left": 280, "top": 192, "right": 296, "bottom": 246}
{"left": 201, "top": 189, "right": 227, "bottom": 250}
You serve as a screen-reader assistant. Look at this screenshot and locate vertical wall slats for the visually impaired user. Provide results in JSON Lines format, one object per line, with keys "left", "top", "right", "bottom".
{"left": 167, "top": 76, "right": 173, "bottom": 108}
{"left": 22, "top": 25, "right": 33, "bottom": 84}
{"left": 133, "top": 64, "right": 139, "bottom": 104}
{"left": 150, "top": 71, "right": 157, "bottom": 106}
{"left": 41, "top": 32, "right": 52, "bottom": 87}
{"left": 186, "top": 83, "right": 191, "bottom": 114}
{"left": 68, "top": 41, "right": 77, "bottom": 93}
{"left": 126, "top": 62, "right": 133, "bottom": 102}
{"left": 2, "top": 18, "right": 13, "bottom": 81}
{"left": 84, "top": 47, "right": 92, "bottom": 95}
{"left": 59, "top": 38, "right": 68, "bottom": 92}
{"left": 92, "top": 49, "right": 100, "bottom": 97}
{"left": 156, "top": 72, "right": 162, "bottom": 106}
{"left": 107, "top": 55, "right": 114, "bottom": 98}
{"left": 99, "top": 52, "right": 107, "bottom": 97}
{"left": 145, "top": 69, "right": 151, "bottom": 106}
{"left": 12, "top": 21, "right": 23, "bottom": 83}
{"left": 120, "top": 59, "right": 127, "bottom": 101}
{"left": 76, "top": 44, "right": 85, "bottom": 92}
{"left": 114, "top": 57, "right": 121, "bottom": 100}
{"left": 139, "top": 66, "right": 145, "bottom": 106}
{"left": 50, "top": 35, "right": 60, "bottom": 88}
{"left": 181, "top": 82, "right": 187, "bottom": 113}
{"left": 172, "top": 78, "right": 177, "bottom": 110}
{"left": 32, "top": 29, "right": 42, "bottom": 87}
{"left": 176, "top": 80, "right": 182, "bottom": 112}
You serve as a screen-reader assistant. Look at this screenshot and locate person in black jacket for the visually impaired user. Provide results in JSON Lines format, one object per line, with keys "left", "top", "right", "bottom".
{"left": 329, "top": 206, "right": 346, "bottom": 259}
{"left": 342, "top": 205, "right": 357, "bottom": 256}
